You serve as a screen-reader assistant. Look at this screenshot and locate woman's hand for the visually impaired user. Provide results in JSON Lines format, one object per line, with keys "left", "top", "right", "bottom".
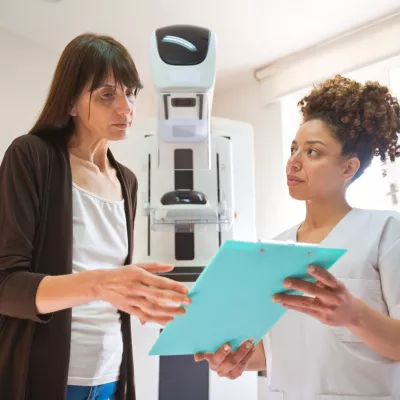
{"left": 273, "top": 264, "right": 361, "bottom": 327}
{"left": 194, "top": 341, "right": 256, "bottom": 379}
{"left": 95, "top": 262, "right": 191, "bottom": 326}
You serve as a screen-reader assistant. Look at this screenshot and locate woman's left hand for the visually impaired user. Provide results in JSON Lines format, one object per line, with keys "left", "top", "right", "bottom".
{"left": 273, "top": 265, "right": 361, "bottom": 328}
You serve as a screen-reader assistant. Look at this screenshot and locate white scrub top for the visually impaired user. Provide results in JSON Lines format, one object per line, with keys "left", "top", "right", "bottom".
{"left": 263, "top": 208, "right": 400, "bottom": 400}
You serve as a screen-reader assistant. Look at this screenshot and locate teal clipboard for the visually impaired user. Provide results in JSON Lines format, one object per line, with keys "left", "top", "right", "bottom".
{"left": 149, "top": 239, "right": 346, "bottom": 356}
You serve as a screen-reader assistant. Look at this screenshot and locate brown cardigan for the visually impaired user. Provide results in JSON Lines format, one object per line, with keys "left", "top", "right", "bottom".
{"left": 0, "top": 132, "right": 137, "bottom": 400}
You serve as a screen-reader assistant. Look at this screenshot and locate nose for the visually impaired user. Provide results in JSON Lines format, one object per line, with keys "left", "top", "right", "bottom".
{"left": 115, "top": 94, "right": 133, "bottom": 116}
{"left": 287, "top": 151, "right": 301, "bottom": 173}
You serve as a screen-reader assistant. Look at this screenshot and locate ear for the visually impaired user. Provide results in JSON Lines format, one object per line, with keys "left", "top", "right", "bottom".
{"left": 69, "top": 105, "right": 77, "bottom": 117}
{"left": 342, "top": 156, "right": 360, "bottom": 182}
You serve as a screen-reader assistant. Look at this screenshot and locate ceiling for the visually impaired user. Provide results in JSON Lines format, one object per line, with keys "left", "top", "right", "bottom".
{"left": 1, "top": 0, "right": 400, "bottom": 92}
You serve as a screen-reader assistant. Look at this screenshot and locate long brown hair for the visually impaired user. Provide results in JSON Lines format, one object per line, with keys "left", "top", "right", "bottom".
{"left": 29, "top": 33, "right": 143, "bottom": 137}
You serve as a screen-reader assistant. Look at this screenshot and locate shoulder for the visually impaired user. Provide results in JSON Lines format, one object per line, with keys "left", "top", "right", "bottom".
{"left": 3, "top": 134, "right": 54, "bottom": 170}
{"left": 273, "top": 223, "right": 300, "bottom": 241}
{"left": 354, "top": 208, "right": 400, "bottom": 228}
{"left": 9, "top": 134, "right": 52, "bottom": 155}
{"left": 354, "top": 208, "right": 400, "bottom": 255}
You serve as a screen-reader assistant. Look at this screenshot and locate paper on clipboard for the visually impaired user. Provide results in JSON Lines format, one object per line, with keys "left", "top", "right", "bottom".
{"left": 149, "top": 239, "right": 346, "bottom": 356}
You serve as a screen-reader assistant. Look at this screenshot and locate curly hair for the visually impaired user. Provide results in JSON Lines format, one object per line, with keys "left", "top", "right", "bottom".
{"left": 298, "top": 75, "right": 400, "bottom": 180}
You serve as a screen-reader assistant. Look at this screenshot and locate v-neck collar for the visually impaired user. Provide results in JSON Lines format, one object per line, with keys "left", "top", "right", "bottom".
{"left": 292, "top": 208, "right": 357, "bottom": 246}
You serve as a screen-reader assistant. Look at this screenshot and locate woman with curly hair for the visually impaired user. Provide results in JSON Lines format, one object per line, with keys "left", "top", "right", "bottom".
{"left": 197, "top": 75, "right": 400, "bottom": 399}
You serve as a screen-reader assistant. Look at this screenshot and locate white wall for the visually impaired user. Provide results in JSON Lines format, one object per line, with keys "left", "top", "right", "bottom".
{"left": 256, "top": 13, "right": 400, "bottom": 104}
{"left": 0, "top": 28, "right": 57, "bottom": 157}
{"left": 213, "top": 77, "right": 289, "bottom": 240}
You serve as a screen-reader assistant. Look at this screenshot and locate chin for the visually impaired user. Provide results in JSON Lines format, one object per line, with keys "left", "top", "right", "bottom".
{"left": 108, "top": 130, "right": 129, "bottom": 141}
{"left": 288, "top": 187, "right": 309, "bottom": 201}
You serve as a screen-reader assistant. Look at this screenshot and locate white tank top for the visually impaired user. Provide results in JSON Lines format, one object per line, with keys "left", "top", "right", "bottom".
{"left": 67, "top": 183, "right": 128, "bottom": 386}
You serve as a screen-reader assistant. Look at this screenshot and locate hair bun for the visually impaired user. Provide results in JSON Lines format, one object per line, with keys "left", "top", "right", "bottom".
{"left": 299, "top": 75, "right": 400, "bottom": 173}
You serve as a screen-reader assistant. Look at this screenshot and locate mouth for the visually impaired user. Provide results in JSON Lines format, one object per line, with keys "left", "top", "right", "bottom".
{"left": 287, "top": 175, "right": 304, "bottom": 186}
{"left": 112, "top": 123, "right": 129, "bottom": 129}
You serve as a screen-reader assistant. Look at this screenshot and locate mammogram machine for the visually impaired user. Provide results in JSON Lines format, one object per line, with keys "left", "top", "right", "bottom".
{"left": 113, "top": 24, "right": 259, "bottom": 400}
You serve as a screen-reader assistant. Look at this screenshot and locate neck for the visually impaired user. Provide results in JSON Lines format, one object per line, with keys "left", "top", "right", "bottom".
{"left": 68, "top": 130, "right": 109, "bottom": 171}
{"left": 302, "top": 192, "right": 352, "bottom": 230}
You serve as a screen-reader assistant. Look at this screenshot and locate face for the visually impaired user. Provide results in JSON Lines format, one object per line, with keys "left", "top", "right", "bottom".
{"left": 70, "top": 74, "right": 136, "bottom": 141}
{"left": 286, "top": 119, "right": 360, "bottom": 201}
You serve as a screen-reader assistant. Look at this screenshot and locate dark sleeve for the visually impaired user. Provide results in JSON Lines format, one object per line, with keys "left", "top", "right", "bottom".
{"left": 0, "top": 140, "right": 51, "bottom": 322}
{"left": 132, "top": 174, "right": 138, "bottom": 224}
{"left": 129, "top": 171, "right": 138, "bottom": 265}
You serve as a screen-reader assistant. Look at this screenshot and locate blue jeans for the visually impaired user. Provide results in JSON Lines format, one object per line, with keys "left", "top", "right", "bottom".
{"left": 66, "top": 381, "right": 117, "bottom": 400}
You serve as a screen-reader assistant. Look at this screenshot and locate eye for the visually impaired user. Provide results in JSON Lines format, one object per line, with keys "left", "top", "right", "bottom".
{"left": 307, "top": 148, "right": 319, "bottom": 156}
{"left": 102, "top": 92, "right": 115, "bottom": 99}
{"left": 290, "top": 147, "right": 297, "bottom": 155}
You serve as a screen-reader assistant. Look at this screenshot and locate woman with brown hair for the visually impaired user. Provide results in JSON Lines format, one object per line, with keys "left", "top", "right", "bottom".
{"left": 197, "top": 75, "right": 400, "bottom": 400}
{"left": 0, "top": 33, "right": 191, "bottom": 400}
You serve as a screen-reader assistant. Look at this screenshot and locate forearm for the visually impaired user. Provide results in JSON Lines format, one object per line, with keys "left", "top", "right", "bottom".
{"left": 245, "top": 342, "right": 266, "bottom": 371}
{"left": 35, "top": 269, "right": 106, "bottom": 314}
{"left": 348, "top": 299, "right": 400, "bottom": 361}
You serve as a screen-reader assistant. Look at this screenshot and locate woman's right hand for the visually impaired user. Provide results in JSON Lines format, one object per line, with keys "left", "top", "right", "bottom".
{"left": 95, "top": 262, "right": 191, "bottom": 325}
{"left": 194, "top": 341, "right": 256, "bottom": 379}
